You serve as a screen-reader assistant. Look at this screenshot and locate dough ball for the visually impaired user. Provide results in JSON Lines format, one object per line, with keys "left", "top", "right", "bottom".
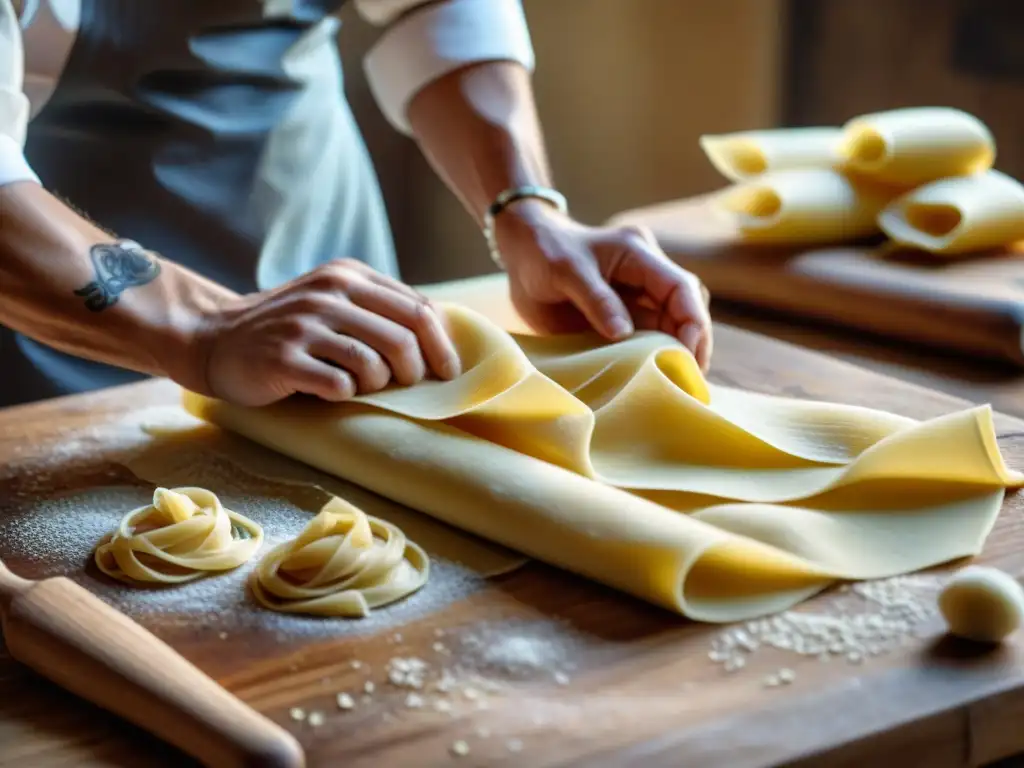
{"left": 938, "top": 565, "right": 1024, "bottom": 643}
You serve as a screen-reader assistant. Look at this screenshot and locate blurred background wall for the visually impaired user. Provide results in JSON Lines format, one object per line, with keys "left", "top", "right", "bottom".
{"left": 337, "top": 0, "right": 1024, "bottom": 285}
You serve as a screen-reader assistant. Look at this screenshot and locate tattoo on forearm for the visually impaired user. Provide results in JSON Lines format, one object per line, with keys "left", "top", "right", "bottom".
{"left": 73, "top": 240, "right": 162, "bottom": 312}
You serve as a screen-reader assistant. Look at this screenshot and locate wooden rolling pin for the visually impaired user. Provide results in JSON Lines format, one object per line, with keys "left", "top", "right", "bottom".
{"left": 0, "top": 558, "right": 304, "bottom": 768}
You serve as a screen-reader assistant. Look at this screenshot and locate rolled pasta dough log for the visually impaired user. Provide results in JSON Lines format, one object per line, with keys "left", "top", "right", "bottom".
{"left": 184, "top": 393, "right": 834, "bottom": 621}
{"left": 878, "top": 170, "right": 1024, "bottom": 255}
{"left": 840, "top": 107, "right": 995, "bottom": 186}
{"left": 700, "top": 127, "right": 842, "bottom": 182}
{"left": 715, "top": 169, "right": 893, "bottom": 244}
{"left": 182, "top": 295, "right": 1020, "bottom": 622}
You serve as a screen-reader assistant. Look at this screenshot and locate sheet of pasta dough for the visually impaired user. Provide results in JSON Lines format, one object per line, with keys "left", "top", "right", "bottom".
{"left": 183, "top": 274, "right": 1021, "bottom": 622}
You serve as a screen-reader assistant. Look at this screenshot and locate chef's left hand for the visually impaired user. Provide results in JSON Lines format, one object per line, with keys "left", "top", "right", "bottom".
{"left": 492, "top": 200, "right": 713, "bottom": 371}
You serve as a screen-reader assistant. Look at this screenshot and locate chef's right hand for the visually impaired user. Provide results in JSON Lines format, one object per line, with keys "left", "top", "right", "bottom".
{"left": 189, "top": 259, "right": 461, "bottom": 407}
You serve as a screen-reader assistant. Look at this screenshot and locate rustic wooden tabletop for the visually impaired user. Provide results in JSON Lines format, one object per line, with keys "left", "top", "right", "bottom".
{"left": 2, "top": 325, "right": 1024, "bottom": 768}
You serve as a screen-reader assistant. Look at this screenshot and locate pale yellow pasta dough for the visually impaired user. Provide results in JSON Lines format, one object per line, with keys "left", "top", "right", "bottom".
{"left": 715, "top": 169, "right": 894, "bottom": 243}
{"left": 250, "top": 495, "right": 428, "bottom": 618}
{"left": 878, "top": 170, "right": 1024, "bottom": 255}
{"left": 840, "top": 107, "right": 995, "bottom": 186}
{"left": 95, "top": 487, "right": 263, "bottom": 584}
{"left": 182, "top": 274, "right": 1022, "bottom": 622}
{"left": 938, "top": 565, "right": 1024, "bottom": 643}
{"left": 700, "top": 127, "right": 842, "bottom": 182}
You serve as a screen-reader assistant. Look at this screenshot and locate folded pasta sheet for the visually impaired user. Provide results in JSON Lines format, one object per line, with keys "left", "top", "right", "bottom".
{"left": 700, "top": 128, "right": 842, "bottom": 181}
{"left": 840, "top": 107, "right": 995, "bottom": 187}
{"left": 714, "top": 169, "right": 894, "bottom": 243}
{"left": 184, "top": 278, "right": 1021, "bottom": 621}
{"left": 879, "top": 170, "right": 1024, "bottom": 255}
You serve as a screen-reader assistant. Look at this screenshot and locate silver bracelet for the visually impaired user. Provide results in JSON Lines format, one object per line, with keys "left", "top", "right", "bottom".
{"left": 483, "top": 185, "right": 569, "bottom": 269}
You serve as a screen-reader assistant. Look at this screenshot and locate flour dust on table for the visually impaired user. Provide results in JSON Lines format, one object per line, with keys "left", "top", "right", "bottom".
{"left": 0, "top": 436, "right": 505, "bottom": 641}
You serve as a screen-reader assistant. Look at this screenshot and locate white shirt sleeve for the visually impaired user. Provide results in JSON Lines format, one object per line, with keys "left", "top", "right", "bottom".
{"left": 0, "top": 0, "right": 40, "bottom": 187}
{"left": 355, "top": 0, "right": 535, "bottom": 134}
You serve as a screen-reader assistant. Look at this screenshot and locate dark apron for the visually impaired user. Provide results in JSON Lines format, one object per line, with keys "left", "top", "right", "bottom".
{"left": 3, "top": 0, "right": 397, "bottom": 406}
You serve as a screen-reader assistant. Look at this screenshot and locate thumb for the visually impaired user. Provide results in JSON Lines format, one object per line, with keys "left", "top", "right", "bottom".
{"left": 553, "top": 258, "right": 633, "bottom": 340}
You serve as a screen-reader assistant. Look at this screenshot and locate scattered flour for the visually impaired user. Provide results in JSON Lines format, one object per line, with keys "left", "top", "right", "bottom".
{"left": 0, "top": 409, "right": 492, "bottom": 641}
{"left": 461, "top": 622, "right": 582, "bottom": 679}
{"left": 708, "top": 574, "right": 945, "bottom": 674}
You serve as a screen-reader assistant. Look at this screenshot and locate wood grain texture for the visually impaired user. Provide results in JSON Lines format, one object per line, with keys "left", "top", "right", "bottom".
{"left": 610, "top": 196, "right": 1024, "bottom": 365}
{"left": 0, "top": 563, "right": 304, "bottom": 768}
{"left": 2, "top": 329, "right": 1024, "bottom": 767}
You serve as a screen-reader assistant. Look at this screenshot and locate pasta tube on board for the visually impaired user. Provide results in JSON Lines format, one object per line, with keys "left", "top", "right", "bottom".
{"left": 878, "top": 170, "right": 1024, "bottom": 255}
{"left": 840, "top": 107, "right": 995, "bottom": 186}
{"left": 715, "top": 169, "right": 894, "bottom": 244}
{"left": 700, "top": 127, "right": 842, "bottom": 181}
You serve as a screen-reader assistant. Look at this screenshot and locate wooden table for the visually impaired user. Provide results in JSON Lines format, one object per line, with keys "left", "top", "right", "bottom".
{"left": 3, "top": 325, "right": 1024, "bottom": 768}
{"left": 711, "top": 301, "right": 1024, "bottom": 420}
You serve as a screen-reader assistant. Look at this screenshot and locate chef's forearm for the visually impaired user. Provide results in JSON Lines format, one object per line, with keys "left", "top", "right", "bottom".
{"left": 406, "top": 61, "right": 552, "bottom": 225}
{"left": 0, "top": 182, "right": 233, "bottom": 390}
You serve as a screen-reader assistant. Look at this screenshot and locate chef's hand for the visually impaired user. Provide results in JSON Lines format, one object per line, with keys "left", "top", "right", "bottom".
{"left": 192, "top": 259, "right": 461, "bottom": 407}
{"left": 493, "top": 200, "right": 713, "bottom": 371}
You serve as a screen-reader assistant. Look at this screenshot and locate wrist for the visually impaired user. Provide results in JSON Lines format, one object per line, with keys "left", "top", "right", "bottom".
{"left": 484, "top": 186, "right": 569, "bottom": 269}
{"left": 142, "top": 264, "right": 240, "bottom": 397}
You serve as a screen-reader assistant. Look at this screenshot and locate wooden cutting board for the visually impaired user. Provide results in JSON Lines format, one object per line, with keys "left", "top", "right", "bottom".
{"left": 610, "top": 195, "right": 1024, "bottom": 366}
{"left": 2, "top": 326, "right": 1024, "bottom": 768}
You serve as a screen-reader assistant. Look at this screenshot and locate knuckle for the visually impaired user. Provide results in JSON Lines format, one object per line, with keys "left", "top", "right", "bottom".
{"left": 594, "top": 293, "right": 620, "bottom": 316}
{"left": 332, "top": 257, "right": 362, "bottom": 271}
{"left": 340, "top": 342, "right": 389, "bottom": 390}
{"left": 549, "top": 256, "right": 579, "bottom": 280}
{"left": 272, "top": 343, "right": 306, "bottom": 373}
{"left": 362, "top": 366, "right": 391, "bottom": 392}
{"left": 411, "top": 299, "right": 439, "bottom": 332}
{"left": 326, "top": 370, "right": 356, "bottom": 400}
{"left": 381, "top": 328, "right": 421, "bottom": 369}
{"left": 308, "top": 261, "right": 354, "bottom": 292}
{"left": 391, "top": 328, "right": 419, "bottom": 358}
{"left": 276, "top": 316, "right": 310, "bottom": 342}
{"left": 620, "top": 223, "right": 651, "bottom": 244}
{"left": 288, "top": 295, "right": 328, "bottom": 316}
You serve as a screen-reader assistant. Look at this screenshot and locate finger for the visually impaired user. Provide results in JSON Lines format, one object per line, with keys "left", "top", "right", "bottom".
{"left": 341, "top": 259, "right": 428, "bottom": 303}
{"left": 616, "top": 250, "right": 711, "bottom": 354}
{"left": 621, "top": 291, "right": 661, "bottom": 332}
{"left": 697, "top": 321, "right": 714, "bottom": 372}
{"left": 285, "top": 352, "right": 358, "bottom": 402}
{"left": 307, "top": 330, "right": 391, "bottom": 393}
{"left": 508, "top": 277, "right": 593, "bottom": 335}
{"left": 612, "top": 228, "right": 712, "bottom": 324}
{"left": 623, "top": 292, "right": 713, "bottom": 370}
{"left": 345, "top": 279, "right": 461, "bottom": 381}
{"left": 553, "top": 258, "right": 633, "bottom": 340}
{"left": 323, "top": 303, "right": 426, "bottom": 386}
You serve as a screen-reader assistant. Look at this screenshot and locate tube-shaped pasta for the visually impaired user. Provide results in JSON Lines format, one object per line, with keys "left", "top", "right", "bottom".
{"left": 715, "top": 169, "right": 894, "bottom": 244}
{"left": 839, "top": 107, "right": 995, "bottom": 186}
{"left": 878, "top": 170, "right": 1024, "bottom": 255}
{"left": 699, "top": 127, "right": 842, "bottom": 181}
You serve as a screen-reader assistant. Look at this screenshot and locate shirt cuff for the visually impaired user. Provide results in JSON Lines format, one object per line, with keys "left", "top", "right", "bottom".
{"left": 0, "top": 133, "right": 40, "bottom": 187}
{"left": 364, "top": 0, "right": 535, "bottom": 135}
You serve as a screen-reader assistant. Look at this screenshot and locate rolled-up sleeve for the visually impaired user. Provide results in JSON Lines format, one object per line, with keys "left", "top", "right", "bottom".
{"left": 0, "top": 0, "right": 38, "bottom": 186}
{"left": 356, "top": 0, "right": 535, "bottom": 134}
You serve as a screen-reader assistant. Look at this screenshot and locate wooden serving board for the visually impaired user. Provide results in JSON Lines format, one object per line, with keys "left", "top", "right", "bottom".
{"left": 2, "top": 326, "right": 1024, "bottom": 768}
{"left": 610, "top": 195, "right": 1024, "bottom": 366}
